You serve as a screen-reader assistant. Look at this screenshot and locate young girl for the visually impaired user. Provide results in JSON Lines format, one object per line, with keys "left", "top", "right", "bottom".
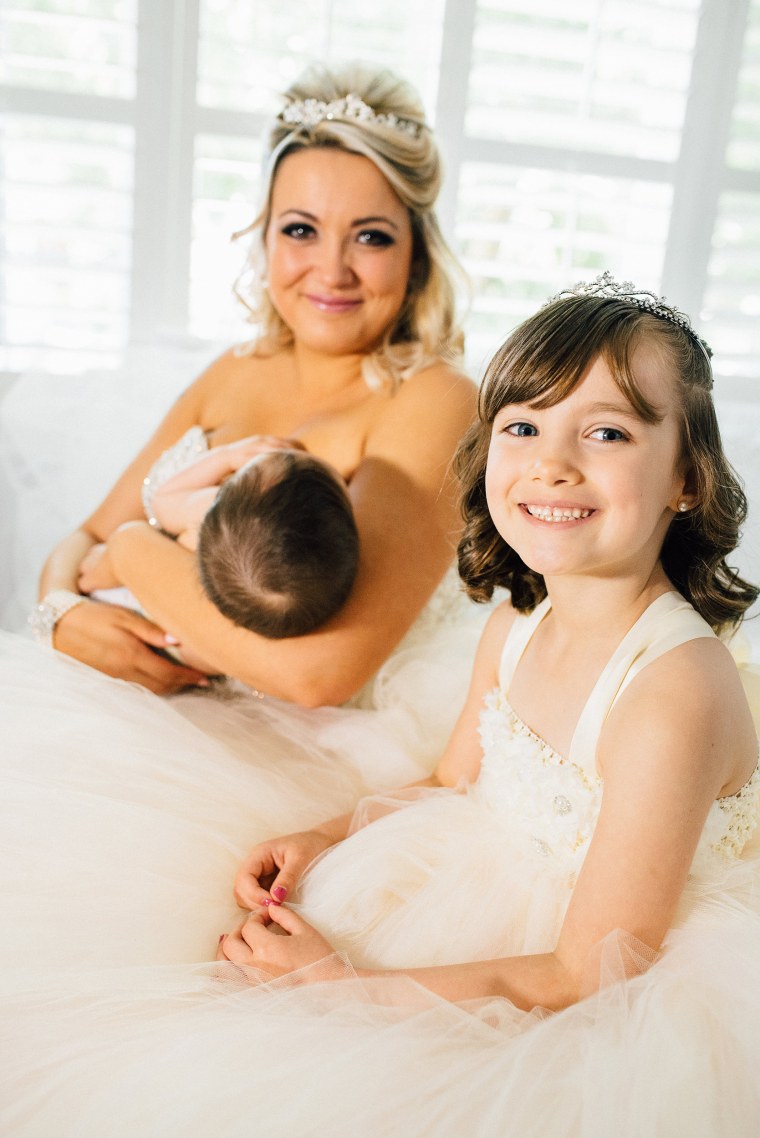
{"left": 3, "top": 275, "right": 759, "bottom": 1136}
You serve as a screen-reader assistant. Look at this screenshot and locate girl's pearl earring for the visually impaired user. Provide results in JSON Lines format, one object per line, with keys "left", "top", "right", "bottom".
{"left": 677, "top": 500, "right": 689, "bottom": 512}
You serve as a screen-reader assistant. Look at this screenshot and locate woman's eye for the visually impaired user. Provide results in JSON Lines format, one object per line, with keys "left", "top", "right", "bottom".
{"left": 589, "top": 427, "right": 628, "bottom": 442}
{"left": 356, "top": 229, "right": 394, "bottom": 247}
{"left": 281, "top": 222, "right": 315, "bottom": 240}
{"left": 505, "top": 422, "right": 538, "bottom": 437}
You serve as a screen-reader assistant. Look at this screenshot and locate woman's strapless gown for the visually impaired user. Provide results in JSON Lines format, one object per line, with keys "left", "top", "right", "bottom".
{"left": 2, "top": 594, "right": 760, "bottom": 1137}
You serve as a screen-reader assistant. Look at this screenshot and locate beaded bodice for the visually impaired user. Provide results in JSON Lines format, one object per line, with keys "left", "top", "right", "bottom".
{"left": 474, "top": 593, "right": 760, "bottom": 876}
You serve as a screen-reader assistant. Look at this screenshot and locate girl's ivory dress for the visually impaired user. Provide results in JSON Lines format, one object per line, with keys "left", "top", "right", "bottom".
{"left": 2, "top": 593, "right": 760, "bottom": 1137}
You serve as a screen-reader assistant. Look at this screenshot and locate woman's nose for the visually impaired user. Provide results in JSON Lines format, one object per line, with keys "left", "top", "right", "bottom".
{"left": 316, "top": 239, "right": 357, "bottom": 287}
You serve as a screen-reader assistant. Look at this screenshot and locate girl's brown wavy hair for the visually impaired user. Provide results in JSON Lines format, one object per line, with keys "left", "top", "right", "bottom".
{"left": 455, "top": 294, "right": 758, "bottom": 634}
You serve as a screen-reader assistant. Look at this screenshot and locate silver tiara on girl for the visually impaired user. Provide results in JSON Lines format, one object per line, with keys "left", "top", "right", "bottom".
{"left": 547, "top": 271, "right": 713, "bottom": 363}
{"left": 278, "top": 93, "right": 423, "bottom": 138}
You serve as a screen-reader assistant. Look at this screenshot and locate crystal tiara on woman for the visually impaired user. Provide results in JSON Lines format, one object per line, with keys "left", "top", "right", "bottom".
{"left": 545, "top": 270, "right": 713, "bottom": 364}
{"left": 277, "top": 93, "right": 424, "bottom": 138}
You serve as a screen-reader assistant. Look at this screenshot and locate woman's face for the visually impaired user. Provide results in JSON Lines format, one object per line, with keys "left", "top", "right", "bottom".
{"left": 264, "top": 147, "right": 414, "bottom": 357}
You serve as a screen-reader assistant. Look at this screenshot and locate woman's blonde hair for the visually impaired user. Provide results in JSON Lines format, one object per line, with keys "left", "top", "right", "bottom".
{"left": 233, "top": 62, "right": 465, "bottom": 389}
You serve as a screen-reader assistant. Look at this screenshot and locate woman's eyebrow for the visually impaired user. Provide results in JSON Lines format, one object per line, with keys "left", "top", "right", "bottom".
{"left": 273, "top": 209, "right": 400, "bottom": 231}
{"left": 351, "top": 215, "right": 400, "bottom": 230}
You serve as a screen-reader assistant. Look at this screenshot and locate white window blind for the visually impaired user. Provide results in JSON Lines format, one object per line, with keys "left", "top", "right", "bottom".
{"left": 1, "top": 0, "right": 759, "bottom": 384}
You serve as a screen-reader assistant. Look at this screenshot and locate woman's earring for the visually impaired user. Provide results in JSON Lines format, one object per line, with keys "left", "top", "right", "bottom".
{"left": 677, "top": 500, "right": 689, "bottom": 512}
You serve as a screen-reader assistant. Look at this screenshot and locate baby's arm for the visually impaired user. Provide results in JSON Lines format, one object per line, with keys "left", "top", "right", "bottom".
{"left": 77, "top": 542, "right": 122, "bottom": 593}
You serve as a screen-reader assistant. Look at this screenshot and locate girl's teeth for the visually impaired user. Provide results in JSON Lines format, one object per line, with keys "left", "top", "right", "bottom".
{"left": 526, "top": 506, "right": 591, "bottom": 522}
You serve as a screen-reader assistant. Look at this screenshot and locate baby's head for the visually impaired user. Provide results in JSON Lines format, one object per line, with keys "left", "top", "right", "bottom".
{"left": 456, "top": 273, "right": 758, "bottom": 631}
{"left": 197, "top": 448, "right": 359, "bottom": 639}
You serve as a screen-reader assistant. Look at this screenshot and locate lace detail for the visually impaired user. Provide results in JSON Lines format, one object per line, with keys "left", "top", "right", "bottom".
{"left": 710, "top": 757, "right": 760, "bottom": 859}
{"left": 476, "top": 689, "right": 760, "bottom": 878}
{"left": 475, "top": 688, "right": 602, "bottom": 871}
{"left": 141, "top": 425, "right": 209, "bottom": 526}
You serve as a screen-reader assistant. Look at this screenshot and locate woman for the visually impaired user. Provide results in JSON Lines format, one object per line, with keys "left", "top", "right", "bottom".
{"left": 33, "top": 62, "right": 477, "bottom": 706}
{"left": 0, "top": 64, "right": 486, "bottom": 974}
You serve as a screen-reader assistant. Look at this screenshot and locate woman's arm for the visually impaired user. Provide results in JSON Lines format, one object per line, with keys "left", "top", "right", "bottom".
{"left": 34, "top": 353, "right": 235, "bottom": 690}
{"left": 109, "top": 366, "right": 479, "bottom": 705}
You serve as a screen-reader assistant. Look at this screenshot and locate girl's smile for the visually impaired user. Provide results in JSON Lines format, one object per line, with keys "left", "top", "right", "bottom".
{"left": 521, "top": 504, "right": 594, "bottom": 523}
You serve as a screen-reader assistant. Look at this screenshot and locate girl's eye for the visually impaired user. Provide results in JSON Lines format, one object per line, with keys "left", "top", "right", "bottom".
{"left": 281, "top": 222, "right": 315, "bottom": 240}
{"left": 505, "top": 421, "right": 538, "bottom": 437}
{"left": 356, "top": 229, "right": 394, "bottom": 247}
{"left": 589, "top": 427, "right": 628, "bottom": 442}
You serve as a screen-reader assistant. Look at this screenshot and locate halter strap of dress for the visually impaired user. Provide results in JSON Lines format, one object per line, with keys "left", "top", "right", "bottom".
{"left": 568, "top": 592, "right": 715, "bottom": 774}
{"left": 497, "top": 592, "right": 716, "bottom": 779}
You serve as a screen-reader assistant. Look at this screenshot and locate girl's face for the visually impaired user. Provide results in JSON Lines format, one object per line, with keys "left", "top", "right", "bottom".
{"left": 484, "top": 347, "right": 688, "bottom": 586}
{"left": 264, "top": 147, "right": 413, "bottom": 357}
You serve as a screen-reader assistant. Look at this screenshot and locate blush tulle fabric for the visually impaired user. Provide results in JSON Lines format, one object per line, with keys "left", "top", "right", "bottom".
{"left": 2, "top": 591, "right": 760, "bottom": 1137}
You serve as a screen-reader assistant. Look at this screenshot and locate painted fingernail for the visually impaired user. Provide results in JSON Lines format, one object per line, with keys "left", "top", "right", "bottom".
{"left": 261, "top": 897, "right": 272, "bottom": 907}
{"left": 272, "top": 886, "right": 287, "bottom": 902}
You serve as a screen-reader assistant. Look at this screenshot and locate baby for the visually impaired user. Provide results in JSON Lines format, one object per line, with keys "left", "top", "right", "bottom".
{"left": 82, "top": 436, "right": 359, "bottom": 667}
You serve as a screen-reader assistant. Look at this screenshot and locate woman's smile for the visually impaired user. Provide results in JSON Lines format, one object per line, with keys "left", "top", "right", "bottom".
{"left": 304, "top": 293, "right": 364, "bottom": 314}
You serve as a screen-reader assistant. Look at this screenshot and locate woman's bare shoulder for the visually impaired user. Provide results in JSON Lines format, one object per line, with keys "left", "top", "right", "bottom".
{"left": 369, "top": 361, "right": 477, "bottom": 447}
{"left": 398, "top": 360, "right": 478, "bottom": 405}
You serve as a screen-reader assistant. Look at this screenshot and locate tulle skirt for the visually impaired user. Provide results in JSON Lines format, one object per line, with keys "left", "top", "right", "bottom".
{"left": 3, "top": 854, "right": 760, "bottom": 1138}
{"left": 3, "top": 600, "right": 760, "bottom": 1136}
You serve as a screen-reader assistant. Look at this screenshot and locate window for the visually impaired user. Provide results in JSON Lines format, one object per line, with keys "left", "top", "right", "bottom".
{"left": 1, "top": 0, "right": 759, "bottom": 383}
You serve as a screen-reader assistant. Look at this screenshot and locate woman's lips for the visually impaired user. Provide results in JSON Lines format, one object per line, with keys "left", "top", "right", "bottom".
{"left": 305, "top": 294, "right": 362, "bottom": 313}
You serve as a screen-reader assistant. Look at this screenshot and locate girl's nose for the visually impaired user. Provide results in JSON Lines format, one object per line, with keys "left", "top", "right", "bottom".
{"left": 530, "top": 451, "right": 581, "bottom": 485}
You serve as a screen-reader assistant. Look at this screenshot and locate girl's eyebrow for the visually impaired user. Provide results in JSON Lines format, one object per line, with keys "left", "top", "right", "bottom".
{"left": 583, "top": 400, "right": 646, "bottom": 420}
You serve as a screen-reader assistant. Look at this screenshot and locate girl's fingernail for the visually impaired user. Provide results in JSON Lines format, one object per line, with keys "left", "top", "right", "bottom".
{"left": 272, "top": 886, "right": 287, "bottom": 902}
{"left": 261, "top": 897, "right": 272, "bottom": 907}
{"left": 165, "top": 634, "right": 180, "bottom": 645}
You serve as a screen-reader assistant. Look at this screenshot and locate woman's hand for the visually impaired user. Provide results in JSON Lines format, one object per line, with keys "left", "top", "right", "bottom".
{"left": 52, "top": 600, "right": 210, "bottom": 694}
{"left": 234, "top": 830, "right": 335, "bottom": 910}
{"left": 217, "top": 904, "right": 336, "bottom": 977}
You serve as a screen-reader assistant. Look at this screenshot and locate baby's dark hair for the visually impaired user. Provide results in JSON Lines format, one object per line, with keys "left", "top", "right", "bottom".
{"left": 197, "top": 451, "right": 359, "bottom": 639}
{"left": 455, "top": 294, "right": 759, "bottom": 634}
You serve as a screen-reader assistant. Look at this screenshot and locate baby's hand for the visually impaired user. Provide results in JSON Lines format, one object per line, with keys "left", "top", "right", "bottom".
{"left": 234, "top": 830, "right": 334, "bottom": 910}
{"left": 218, "top": 904, "right": 335, "bottom": 977}
{"left": 78, "top": 543, "right": 120, "bottom": 592}
{"left": 221, "top": 434, "right": 306, "bottom": 472}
